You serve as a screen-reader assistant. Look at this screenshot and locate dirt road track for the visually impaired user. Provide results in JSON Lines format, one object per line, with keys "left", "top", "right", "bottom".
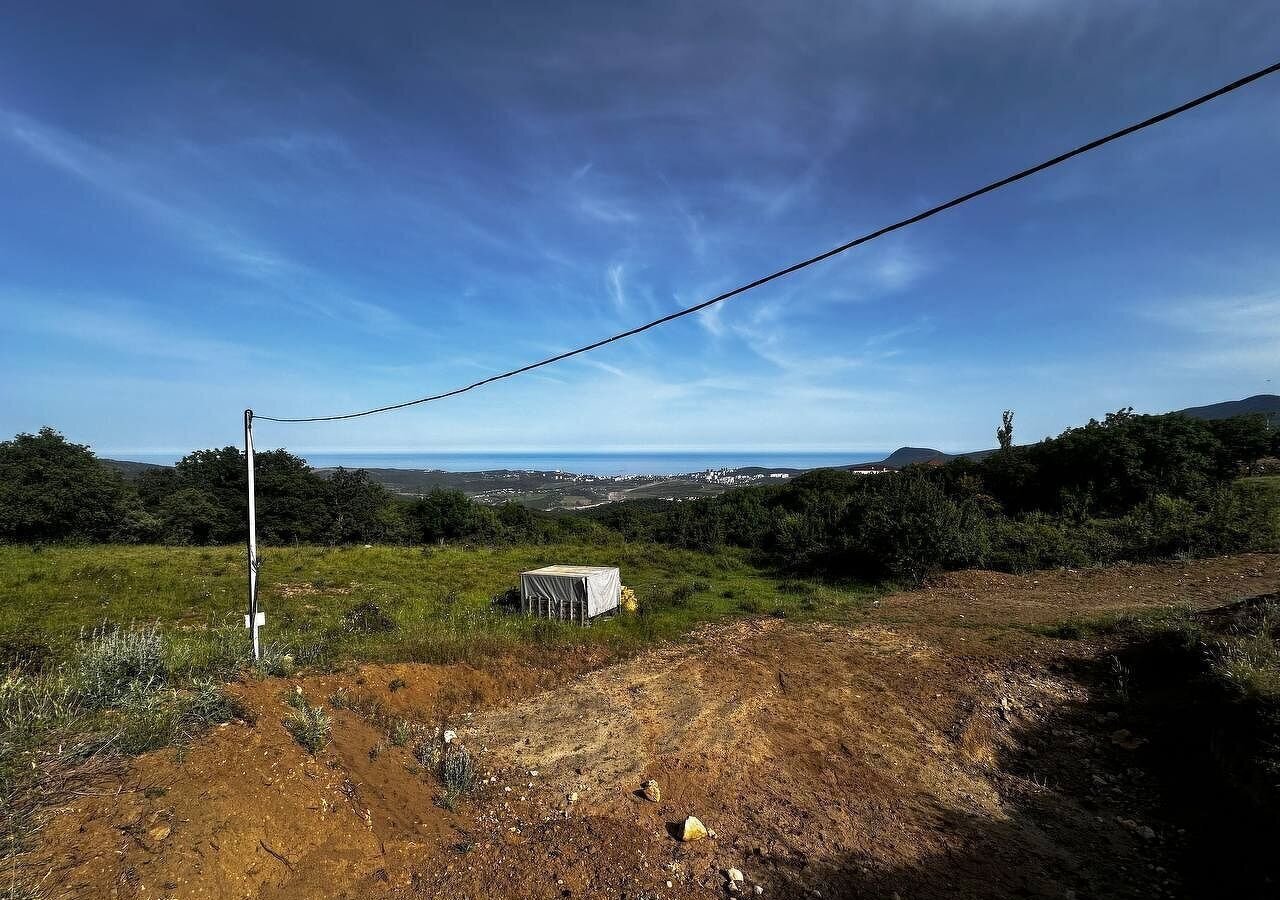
{"left": 32, "top": 552, "right": 1280, "bottom": 899}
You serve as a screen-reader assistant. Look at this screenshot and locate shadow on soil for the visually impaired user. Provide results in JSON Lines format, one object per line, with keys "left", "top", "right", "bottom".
{"left": 764, "top": 595, "right": 1280, "bottom": 900}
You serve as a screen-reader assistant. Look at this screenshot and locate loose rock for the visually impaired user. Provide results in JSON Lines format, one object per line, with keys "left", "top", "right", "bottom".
{"left": 680, "top": 816, "right": 708, "bottom": 842}
{"left": 641, "top": 779, "right": 661, "bottom": 803}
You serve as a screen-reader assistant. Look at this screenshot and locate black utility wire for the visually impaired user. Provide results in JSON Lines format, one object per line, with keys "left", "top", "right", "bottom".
{"left": 256, "top": 61, "right": 1280, "bottom": 424}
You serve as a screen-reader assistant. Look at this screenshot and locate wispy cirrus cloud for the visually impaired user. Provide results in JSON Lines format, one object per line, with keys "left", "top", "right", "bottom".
{"left": 1153, "top": 290, "right": 1280, "bottom": 340}
{"left": 1145, "top": 289, "right": 1280, "bottom": 375}
{"left": 605, "top": 264, "right": 629, "bottom": 312}
{"left": 3, "top": 109, "right": 290, "bottom": 277}
{"left": 0, "top": 293, "right": 253, "bottom": 366}
{"left": 576, "top": 195, "right": 638, "bottom": 224}
{"left": 0, "top": 107, "right": 430, "bottom": 342}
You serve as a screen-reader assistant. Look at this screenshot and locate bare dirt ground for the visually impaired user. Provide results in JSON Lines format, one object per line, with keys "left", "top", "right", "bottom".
{"left": 29, "top": 552, "right": 1280, "bottom": 900}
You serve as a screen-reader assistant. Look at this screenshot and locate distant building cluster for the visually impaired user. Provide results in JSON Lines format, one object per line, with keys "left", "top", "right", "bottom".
{"left": 696, "top": 469, "right": 791, "bottom": 485}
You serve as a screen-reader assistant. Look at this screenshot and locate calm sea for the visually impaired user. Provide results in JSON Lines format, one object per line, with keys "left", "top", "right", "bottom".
{"left": 123, "top": 450, "right": 885, "bottom": 476}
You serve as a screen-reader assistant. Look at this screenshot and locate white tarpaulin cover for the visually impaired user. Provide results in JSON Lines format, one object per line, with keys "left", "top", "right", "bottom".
{"left": 520, "top": 565, "right": 621, "bottom": 621}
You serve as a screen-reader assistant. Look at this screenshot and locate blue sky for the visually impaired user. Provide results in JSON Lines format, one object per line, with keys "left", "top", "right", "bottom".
{"left": 2, "top": 0, "right": 1278, "bottom": 457}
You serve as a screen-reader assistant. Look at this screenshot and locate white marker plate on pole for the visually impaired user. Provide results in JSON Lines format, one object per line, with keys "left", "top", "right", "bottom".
{"left": 245, "top": 611, "right": 265, "bottom": 628}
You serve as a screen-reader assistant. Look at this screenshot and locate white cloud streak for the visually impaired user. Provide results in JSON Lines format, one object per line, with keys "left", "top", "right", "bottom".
{"left": 0, "top": 107, "right": 430, "bottom": 342}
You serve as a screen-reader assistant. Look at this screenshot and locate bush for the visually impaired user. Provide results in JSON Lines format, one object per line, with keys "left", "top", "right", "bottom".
{"left": 341, "top": 600, "right": 396, "bottom": 634}
{"left": 389, "top": 719, "right": 413, "bottom": 746}
{"left": 72, "top": 623, "right": 169, "bottom": 708}
{"left": 670, "top": 584, "right": 695, "bottom": 607}
{"left": 283, "top": 695, "right": 331, "bottom": 755}
{"left": 1207, "top": 481, "right": 1280, "bottom": 553}
{"left": 491, "top": 586, "right": 521, "bottom": 611}
{"left": 0, "top": 670, "right": 81, "bottom": 740}
{"left": 985, "top": 514, "right": 1118, "bottom": 573}
{"left": 1105, "top": 483, "right": 1280, "bottom": 561}
{"left": 1215, "top": 602, "right": 1280, "bottom": 702}
{"left": 412, "top": 727, "right": 444, "bottom": 770}
{"left": 114, "top": 684, "right": 188, "bottom": 753}
{"left": 182, "top": 676, "right": 246, "bottom": 730}
{"left": 841, "top": 476, "right": 987, "bottom": 582}
{"left": 439, "top": 745, "right": 475, "bottom": 809}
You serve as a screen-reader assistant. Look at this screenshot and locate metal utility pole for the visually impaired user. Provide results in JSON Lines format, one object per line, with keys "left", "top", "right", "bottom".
{"left": 244, "top": 408, "right": 262, "bottom": 660}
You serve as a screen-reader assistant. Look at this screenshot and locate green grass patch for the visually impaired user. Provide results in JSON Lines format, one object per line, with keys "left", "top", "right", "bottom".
{"left": 1028, "top": 605, "right": 1200, "bottom": 642}
{"left": 0, "top": 542, "right": 881, "bottom": 669}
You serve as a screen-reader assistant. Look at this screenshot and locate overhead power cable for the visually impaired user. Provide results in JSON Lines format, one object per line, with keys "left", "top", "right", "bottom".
{"left": 256, "top": 61, "right": 1280, "bottom": 424}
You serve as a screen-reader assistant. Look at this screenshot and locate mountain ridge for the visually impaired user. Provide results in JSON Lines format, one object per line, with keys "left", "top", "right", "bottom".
{"left": 1176, "top": 394, "right": 1279, "bottom": 425}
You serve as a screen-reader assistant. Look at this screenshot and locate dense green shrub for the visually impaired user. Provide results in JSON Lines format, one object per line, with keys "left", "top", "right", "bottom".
{"left": 985, "top": 514, "right": 1118, "bottom": 573}
{"left": 978, "top": 410, "right": 1275, "bottom": 517}
{"left": 0, "top": 428, "right": 155, "bottom": 542}
{"left": 324, "top": 468, "right": 406, "bottom": 544}
{"left": 156, "top": 487, "right": 235, "bottom": 545}
{"left": 1104, "top": 483, "right": 1280, "bottom": 559}
{"left": 670, "top": 583, "right": 696, "bottom": 606}
{"left": 839, "top": 475, "right": 987, "bottom": 581}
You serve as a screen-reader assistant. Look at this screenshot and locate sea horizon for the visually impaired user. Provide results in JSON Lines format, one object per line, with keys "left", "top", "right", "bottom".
{"left": 115, "top": 449, "right": 888, "bottom": 476}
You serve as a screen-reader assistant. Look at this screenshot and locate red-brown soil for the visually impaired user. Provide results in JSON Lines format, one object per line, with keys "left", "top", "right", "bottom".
{"left": 30, "top": 552, "right": 1280, "bottom": 899}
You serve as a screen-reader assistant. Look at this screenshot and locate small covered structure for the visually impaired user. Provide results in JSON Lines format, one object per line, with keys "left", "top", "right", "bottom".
{"left": 520, "top": 565, "right": 621, "bottom": 624}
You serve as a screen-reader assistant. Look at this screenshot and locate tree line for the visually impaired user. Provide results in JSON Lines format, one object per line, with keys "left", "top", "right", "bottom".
{"left": 581, "top": 409, "right": 1280, "bottom": 579}
{"left": 0, "top": 428, "right": 601, "bottom": 547}
{"left": 2, "top": 409, "right": 1277, "bottom": 581}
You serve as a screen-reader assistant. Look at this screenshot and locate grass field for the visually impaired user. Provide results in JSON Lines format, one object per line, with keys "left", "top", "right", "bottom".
{"left": 0, "top": 542, "right": 878, "bottom": 668}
